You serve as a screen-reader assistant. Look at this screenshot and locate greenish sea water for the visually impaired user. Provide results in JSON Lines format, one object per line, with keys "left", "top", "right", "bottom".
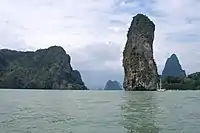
{"left": 0, "top": 90, "right": 200, "bottom": 133}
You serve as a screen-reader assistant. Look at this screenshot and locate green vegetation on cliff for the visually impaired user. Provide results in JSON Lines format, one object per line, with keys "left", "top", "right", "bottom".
{"left": 0, "top": 46, "right": 87, "bottom": 90}
{"left": 162, "top": 72, "right": 200, "bottom": 90}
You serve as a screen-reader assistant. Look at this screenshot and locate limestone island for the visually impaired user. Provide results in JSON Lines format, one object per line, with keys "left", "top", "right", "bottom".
{"left": 0, "top": 46, "right": 87, "bottom": 90}
{"left": 123, "top": 14, "right": 159, "bottom": 91}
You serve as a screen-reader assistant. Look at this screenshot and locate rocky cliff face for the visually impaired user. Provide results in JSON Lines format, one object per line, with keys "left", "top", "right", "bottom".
{"left": 123, "top": 14, "right": 158, "bottom": 91}
{"left": 104, "top": 80, "right": 122, "bottom": 90}
{"left": 162, "top": 54, "right": 186, "bottom": 78}
{"left": 0, "top": 46, "right": 87, "bottom": 90}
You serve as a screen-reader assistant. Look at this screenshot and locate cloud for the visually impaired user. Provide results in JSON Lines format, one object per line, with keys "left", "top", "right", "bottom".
{"left": 71, "top": 42, "right": 122, "bottom": 71}
{"left": 166, "top": 33, "right": 200, "bottom": 43}
{"left": 149, "top": 0, "right": 200, "bottom": 74}
{"left": 81, "top": 70, "right": 123, "bottom": 89}
{"left": 0, "top": 0, "right": 200, "bottom": 88}
{"left": 69, "top": 42, "right": 124, "bottom": 88}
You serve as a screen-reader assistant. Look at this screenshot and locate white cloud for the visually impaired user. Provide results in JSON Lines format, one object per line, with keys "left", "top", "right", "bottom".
{"left": 149, "top": 0, "right": 200, "bottom": 74}
{"left": 0, "top": 0, "right": 200, "bottom": 88}
{"left": 0, "top": 0, "right": 122, "bottom": 50}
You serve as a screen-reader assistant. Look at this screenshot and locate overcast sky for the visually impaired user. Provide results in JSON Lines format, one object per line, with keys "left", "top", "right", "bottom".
{"left": 0, "top": 0, "right": 200, "bottom": 89}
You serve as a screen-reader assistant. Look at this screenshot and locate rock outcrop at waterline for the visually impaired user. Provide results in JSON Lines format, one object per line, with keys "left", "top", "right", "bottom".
{"left": 123, "top": 14, "right": 158, "bottom": 91}
{"left": 0, "top": 46, "right": 87, "bottom": 90}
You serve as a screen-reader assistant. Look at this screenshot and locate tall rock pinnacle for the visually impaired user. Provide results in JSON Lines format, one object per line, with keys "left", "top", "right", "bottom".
{"left": 123, "top": 14, "right": 158, "bottom": 91}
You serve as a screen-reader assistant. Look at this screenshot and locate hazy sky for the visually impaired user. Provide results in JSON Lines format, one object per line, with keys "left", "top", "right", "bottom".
{"left": 0, "top": 0, "right": 200, "bottom": 88}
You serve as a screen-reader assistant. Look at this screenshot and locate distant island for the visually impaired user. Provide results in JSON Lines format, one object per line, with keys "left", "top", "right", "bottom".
{"left": 0, "top": 46, "right": 87, "bottom": 90}
{"left": 104, "top": 80, "right": 122, "bottom": 90}
{"left": 161, "top": 54, "right": 200, "bottom": 90}
{"left": 162, "top": 54, "right": 186, "bottom": 78}
{"left": 162, "top": 73, "right": 200, "bottom": 90}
